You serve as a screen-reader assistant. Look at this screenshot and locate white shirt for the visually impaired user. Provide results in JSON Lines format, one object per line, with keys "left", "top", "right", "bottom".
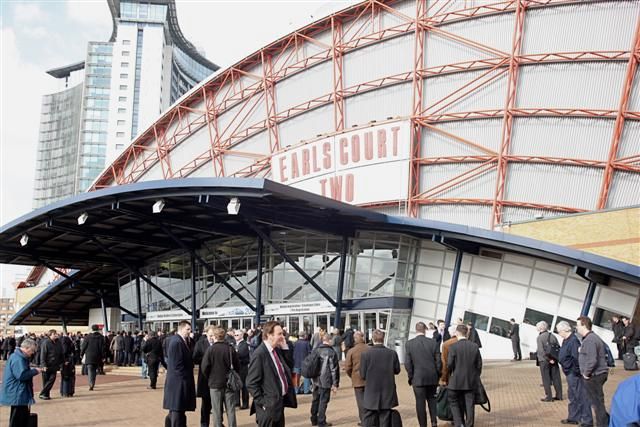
{"left": 263, "top": 341, "right": 287, "bottom": 396}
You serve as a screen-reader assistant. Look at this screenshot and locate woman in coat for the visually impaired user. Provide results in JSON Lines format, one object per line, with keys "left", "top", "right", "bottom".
{"left": 0, "top": 339, "right": 41, "bottom": 427}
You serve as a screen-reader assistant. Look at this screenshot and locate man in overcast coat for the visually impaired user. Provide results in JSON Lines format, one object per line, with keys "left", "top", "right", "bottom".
{"left": 163, "top": 321, "right": 196, "bottom": 427}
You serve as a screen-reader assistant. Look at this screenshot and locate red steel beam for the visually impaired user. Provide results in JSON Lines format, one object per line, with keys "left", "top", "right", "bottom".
{"left": 491, "top": 0, "right": 526, "bottom": 229}
{"left": 597, "top": 16, "right": 640, "bottom": 209}
{"left": 408, "top": 0, "right": 427, "bottom": 217}
{"left": 332, "top": 17, "right": 345, "bottom": 132}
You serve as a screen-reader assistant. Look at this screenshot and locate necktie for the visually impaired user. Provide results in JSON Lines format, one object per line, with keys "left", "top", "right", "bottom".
{"left": 272, "top": 349, "right": 288, "bottom": 395}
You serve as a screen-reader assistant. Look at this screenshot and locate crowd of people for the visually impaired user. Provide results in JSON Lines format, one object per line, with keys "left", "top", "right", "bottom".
{"left": 0, "top": 314, "right": 638, "bottom": 427}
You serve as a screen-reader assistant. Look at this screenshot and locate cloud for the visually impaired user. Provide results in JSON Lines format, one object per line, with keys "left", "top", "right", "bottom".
{"left": 65, "top": 0, "right": 111, "bottom": 32}
{"left": 21, "top": 26, "right": 48, "bottom": 39}
{"left": 13, "top": 2, "right": 47, "bottom": 24}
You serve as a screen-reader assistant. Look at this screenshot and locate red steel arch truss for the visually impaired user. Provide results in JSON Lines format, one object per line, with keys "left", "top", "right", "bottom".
{"left": 92, "top": 0, "right": 640, "bottom": 229}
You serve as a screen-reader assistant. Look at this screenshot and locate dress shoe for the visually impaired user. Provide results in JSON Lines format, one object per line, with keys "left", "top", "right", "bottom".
{"left": 39, "top": 395, "right": 50, "bottom": 400}
{"left": 540, "top": 397, "right": 553, "bottom": 402}
{"left": 89, "top": 385, "right": 94, "bottom": 391}
{"left": 560, "top": 420, "right": 578, "bottom": 425}
{"left": 147, "top": 386, "right": 156, "bottom": 389}
{"left": 553, "top": 397, "right": 563, "bottom": 401}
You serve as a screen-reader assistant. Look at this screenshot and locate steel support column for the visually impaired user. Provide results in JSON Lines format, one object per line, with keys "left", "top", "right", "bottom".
{"left": 444, "top": 249, "right": 463, "bottom": 329}
{"left": 191, "top": 253, "right": 198, "bottom": 331}
{"left": 61, "top": 317, "right": 68, "bottom": 334}
{"left": 135, "top": 276, "right": 143, "bottom": 331}
{"left": 247, "top": 221, "right": 337, "bottom": 306}
{"left": 334, "top": 236, "right": 349, "bottom": 330}
{"left": 255, "top": 237, "right": 264, "bottom": 326}
{"left": 331, "top": 16, "right": 345, "bottom": 131}
{"left": 100, "top": 296, "right": 109, "bottom": 332}
{"left": 581, "top": 281, "right": 597, "bottom": 317}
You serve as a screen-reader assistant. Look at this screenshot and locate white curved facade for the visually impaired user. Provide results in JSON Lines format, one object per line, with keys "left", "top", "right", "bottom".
{"left": 93, "top": 0, "right": 640, "bottom": 229}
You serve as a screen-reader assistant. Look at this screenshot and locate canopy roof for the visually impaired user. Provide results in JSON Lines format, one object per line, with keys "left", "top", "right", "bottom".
{"left": 2, "top": 178, "right": 638, "bottom": 326}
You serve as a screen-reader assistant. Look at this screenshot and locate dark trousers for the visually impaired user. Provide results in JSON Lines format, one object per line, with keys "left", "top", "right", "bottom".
{"left": 9, "top": 405, "right": 30, "bottom": 427}
{"left": 169, "top": 410, "right": 187, "bottom": 427}
{"left": 310, "top": 386, "right": 332, "bottom": 425}
{"left": 200, "top": 389, "right": 212, "bottom": 427}
{"left": 256, "top": 405, "right": 285, "bottom": 427}
{"left": 539, "top": 361, "right": 563, "bottom": 399}
{"left": 363, "top": 408, "right": 391, "bottom": 427}
{"left": 239, "top": 368, "right": 249, "bottom": 409}
{"left": 413, "top": 384, "right": 438, "bottom": 427}
{"left": 354, "top": 387, "right": 365, "bottom": 424}
{"left": 566, "top": 373, "right": 593, "bottom": 425}
{"left": 512, "top": 339, "right": 522, "bottom": 360}
{"left": 584, "top": 372, "right": 609, "bottom": 427}
{"left": 616, "top": 342, "right": 624, "bottom": 360}
{"left": 87, "top": 364, "right": 98, "bottom": 387}
{"left": 148, "top": 360, "right": 160, "bottom": 388}
{"left": 449, "top": 389, "right": 475, "bottom": 427}
{"left": 41, "top": 368, "right": 58, "bottom": 397}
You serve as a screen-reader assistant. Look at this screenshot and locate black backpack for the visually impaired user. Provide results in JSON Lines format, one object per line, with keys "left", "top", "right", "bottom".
{"left": 301, "top": 349, "right": 322, "bottom": 378}
{"left": 544, "top": 333, "right": 560, "bottom": 362}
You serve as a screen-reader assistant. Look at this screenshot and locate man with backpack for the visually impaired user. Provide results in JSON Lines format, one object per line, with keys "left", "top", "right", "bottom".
{"left": 576, "top": 316, "right": 610, "bottom": 427}
{"left": 535, "top": 321, "right": 563, "bottom": 402}
{"left": 308, "top": 333, "right": 339, "bottom": 427}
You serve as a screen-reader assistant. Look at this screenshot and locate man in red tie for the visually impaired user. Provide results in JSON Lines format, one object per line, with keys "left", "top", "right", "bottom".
{"left": 247, "top": 321, "right": 298, "bottom": 427}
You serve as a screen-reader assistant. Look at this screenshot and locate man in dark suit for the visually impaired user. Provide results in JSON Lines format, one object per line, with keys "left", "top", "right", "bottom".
{"left": 405, "top": 322, "right": 442, "bottom": 427}
{"left": 234, "top": 329, "right": 251, "bottom": 409}
{"left": 163, "top": 321, "right": 196, "bottom": 427}
{"left": 246, "top": 321, "right": 297, "bottom": 427}
{"left": 508, "top": 318, "right": 522, "bottom": 361}
{"left": 80, "top": 325, "right": 104, "bottom": 391}
{"left": 142, "top": 331, "right": 166, "bottom": 390}
{"left": 192, "top": 326, "right": 216, "bottom": 427}
{"left": 447, "top": 324, "right": 483, "bottom": 427}
{"left": 359, "top": 329, "right": 401, "bottom": 427}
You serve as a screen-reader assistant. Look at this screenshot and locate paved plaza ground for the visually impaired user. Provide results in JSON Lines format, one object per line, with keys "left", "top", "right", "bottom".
{"left": 1, "top": 359, "right": 636, "bottom": 427}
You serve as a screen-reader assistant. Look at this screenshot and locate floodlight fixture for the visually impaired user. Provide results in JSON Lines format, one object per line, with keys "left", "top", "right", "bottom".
{"left": 152, "top": 199, "right": 165, "bottom": 214}
{"left": 77, "top": 212, "right": 89, "bottom": 225}
{"left": 20, "top": 234, "right": 29, "bottom": 247}
{"left": 227, "top": 197, "right": 240, "bottom": 215}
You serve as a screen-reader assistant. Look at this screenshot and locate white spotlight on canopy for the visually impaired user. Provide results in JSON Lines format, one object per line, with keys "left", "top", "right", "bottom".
{"left": 152, "top": 199, "right": 165, "bottom": 214}
{"left": 227, "top": 197, "right": 241, "bottom": 215}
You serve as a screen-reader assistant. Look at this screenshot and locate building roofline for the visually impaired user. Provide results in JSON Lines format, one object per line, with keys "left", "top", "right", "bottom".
{"left": 45, "top": 61, "right": 86, "bottom": 79}
{"left": 107, "top": 0, "right": 219, "bottom": 72}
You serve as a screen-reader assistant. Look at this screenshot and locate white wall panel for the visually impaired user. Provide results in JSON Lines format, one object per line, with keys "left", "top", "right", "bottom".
{"left": 382, "top": 0, "right": 415, "bottom": 29}
{"left": 423, "top": 69, "right": 507, "bottom": 113}
{"left": 425, "top": 13, "right": 514, "bottom": 68}
{"left": 414, "top": 282, "right": 440, "bottom": 301}
{"left": 627, "top": 69, "right": 640, "bottom": 110}
{"left": 216, "top": 97, "right": 266, "bottom": 139}
{"left": 500, "top": 263, "right": 532, "bottom": 285}
{"left": 503, "top": 253, "right": 535, "bottom": 267}
{"left": 522, "top": 1, "right": 639, "bottom": 54}
{"left": 505, "top": 163, "right": 602, "bottom": 210}
{"left": 531, "top": 269, "right": 565, "bottom": 293}
{"left": 187, "top": 162, "right": 215, "bottom": 178}
{"left": 608, "top": 171, "right": 640, "bottom": 208}
{"left": 596, "top": 286, "right": 635, "bottom": 315}
{"left": 517, "top": 62, "right": 626, "bottom": 110}
{"left": 137, "top": 161, "right": 165, "bottom": 182}
{"left": 468, "top": 275, "right": 498, "bottom": 295}
{"left": 344, "top": 35, "right": 413, "bottom": 87}
{"left": 496, "top": 281, "right": 528, "bottom": 304}
{"left": 528, "top": 288, "right": 560, "bottom": 311}
{"left": 231, "top": 130, "right": 270, "bottom": 157}
{"left": 471, "top": 257, "right": 501, "bottom": 278}
{"left": 419, "top": 204, "right": 492, "bottom": 229}
{"left": 169, "top": 126, "right": 211, "bottom": 173}
{"left": 421, "top": 249, "right": 445, "bottom": 267}
{"left": 345, "top": 82, "right": 412, "bottom": 127}
{"left": 563, "top": 277, "right": 589, "bottom": 300}
{"left": 421, "top": 118, "right": 502, "bottom": 157}
{"left": 420, "top": 164, "right": 497, "bottom": 199}
{"left": 510, "top": 117, "right": 615, "bottom": 161}
{"left": 416, "top": 265, "right": 443, "bottom": 285}
{"left": 277, "top": 61, "right": 332, "bottom": 112}
{"left": 535, "top": 259, "right": 569, "bottom": 275}
{"left": 557, "top": 297, "right": 583, "bottom": 318}
{"left": 618, "top": 120, "right": 640, "bottom": 159}
{"left": 609, "top": 279, "right": 640, "bottom": 297}
{"left": 222, "top": 154, "right": 256, "bottom": 177}
{"left": 278, "top": 104, "right": 333, "bottom": 146}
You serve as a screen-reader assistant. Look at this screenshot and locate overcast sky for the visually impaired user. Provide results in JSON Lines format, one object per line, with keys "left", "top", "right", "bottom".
{"left": 0, "top": 0, "right": 355, "bottom": 297}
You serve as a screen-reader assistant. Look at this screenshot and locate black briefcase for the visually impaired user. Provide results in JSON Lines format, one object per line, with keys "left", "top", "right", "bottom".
{"left": 623, "top": 352, "right": 638, "bottom": 371}
{"left": 391, "top": 408, "right": 403, "bottom": 427}
{"left": 28, "top": 412, "right": 38, "bottom": 427}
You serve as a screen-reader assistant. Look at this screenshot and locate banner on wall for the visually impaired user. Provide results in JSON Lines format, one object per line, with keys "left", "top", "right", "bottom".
{"left": 271, "top": 120, "right": 410, "bottom": 205}
{"left": 146, "top": 310, "right": 191, "bottom": 322}
{"left": 200, "top": 306, "right": 255, "bottom": 318}
{"left": 264, "top": 300, "right": 334, "bottom": 315}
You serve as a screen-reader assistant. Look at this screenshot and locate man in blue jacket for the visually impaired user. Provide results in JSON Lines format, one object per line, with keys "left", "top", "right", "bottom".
{"left": 556, "top": 321, "right": 593, "bottom": 426}
{"left": 0, "top": 338, "right": 41, "bottom": 427}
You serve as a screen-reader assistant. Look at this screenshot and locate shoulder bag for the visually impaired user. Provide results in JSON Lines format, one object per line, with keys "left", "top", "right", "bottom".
{"left": 226, "top": 345, "right": 243, "bottom": 392}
